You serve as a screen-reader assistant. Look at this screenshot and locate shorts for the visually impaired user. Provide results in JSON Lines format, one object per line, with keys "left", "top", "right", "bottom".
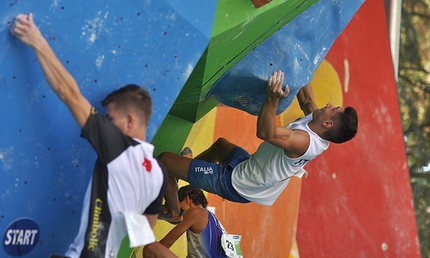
{"left": 188, "top": 146, "right": 251, "bottom": 203}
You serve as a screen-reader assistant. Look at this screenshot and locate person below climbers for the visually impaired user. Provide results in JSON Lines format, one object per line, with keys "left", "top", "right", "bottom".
{"left": 144, "top": 184, "right": 228, "bottom": 258}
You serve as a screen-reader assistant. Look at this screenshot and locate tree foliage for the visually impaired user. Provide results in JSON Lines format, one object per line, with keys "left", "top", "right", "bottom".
{"left": 399, "top": 0, "right": 430, "bottom": 256}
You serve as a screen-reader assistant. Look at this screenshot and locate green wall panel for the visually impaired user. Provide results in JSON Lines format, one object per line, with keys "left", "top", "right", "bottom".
{"left": 157, "top": 0, "right": 316, "bottom": 150}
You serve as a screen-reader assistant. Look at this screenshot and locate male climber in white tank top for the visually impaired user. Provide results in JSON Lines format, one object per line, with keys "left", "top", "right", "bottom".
{"left": 158, "top": 71, "right": 358, "bottom": 224}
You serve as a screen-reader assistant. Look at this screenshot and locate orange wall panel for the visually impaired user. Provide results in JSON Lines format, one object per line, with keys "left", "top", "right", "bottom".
{"left": 208, "top": 105, "right": 301, "bottom": 258}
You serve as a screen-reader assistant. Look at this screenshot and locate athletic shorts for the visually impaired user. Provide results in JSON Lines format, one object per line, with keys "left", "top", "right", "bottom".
{"left": 188, "top": 146, "right": 251, "bottom": 203}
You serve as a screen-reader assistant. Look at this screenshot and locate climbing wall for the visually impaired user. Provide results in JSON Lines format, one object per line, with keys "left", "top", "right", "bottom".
{"left": 155, "top": 0, "right": 421, "bottom": 257}
{"left": 0, "top": 0, "right": 316, "bottom": 257}
{"left": 0, "top": 1, "right": 217, "bottom": 257}
{"left": 296, "top": 0, "right": 422, "bottom": 256}
{"left": 208, "top": 0, "right": 363, "bottom": 115}
{"left": 1, "top": 0, "right": 420, "bottom": 257}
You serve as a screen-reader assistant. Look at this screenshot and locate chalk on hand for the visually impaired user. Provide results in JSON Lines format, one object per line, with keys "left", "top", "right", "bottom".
{"left": 17, "top": 14, "right": 29, "bottom": 21}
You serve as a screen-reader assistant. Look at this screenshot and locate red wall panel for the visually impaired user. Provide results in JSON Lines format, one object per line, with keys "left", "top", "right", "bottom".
{"left": 297, "top": 0, "right": 420, "bottom": 257}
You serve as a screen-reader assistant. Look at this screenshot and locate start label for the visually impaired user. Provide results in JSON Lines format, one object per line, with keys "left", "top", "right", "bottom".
{"left": 3, "top": 218, "right": 40, "bottom": 256}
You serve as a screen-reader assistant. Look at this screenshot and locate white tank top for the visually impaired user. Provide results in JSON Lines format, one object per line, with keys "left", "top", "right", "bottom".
{"left": 231, "top": 113, "right": 329, "bottom": 206}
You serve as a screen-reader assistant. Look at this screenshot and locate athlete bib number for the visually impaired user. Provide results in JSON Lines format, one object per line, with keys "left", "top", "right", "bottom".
{"left": 221, "top": 233, "right": 243, "bottom": 258}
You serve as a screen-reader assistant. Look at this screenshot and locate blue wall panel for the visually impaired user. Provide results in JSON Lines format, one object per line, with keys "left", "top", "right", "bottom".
{"left": 208, "top": 0, "right": 364, "bottom": 115}
{"left": 0, "top": 0, "right": 216, "bottom": 257}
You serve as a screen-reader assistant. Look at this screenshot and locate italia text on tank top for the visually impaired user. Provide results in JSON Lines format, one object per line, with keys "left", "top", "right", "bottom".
{"left": 231, "top": 113, "right": 329, "bottom": 206}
